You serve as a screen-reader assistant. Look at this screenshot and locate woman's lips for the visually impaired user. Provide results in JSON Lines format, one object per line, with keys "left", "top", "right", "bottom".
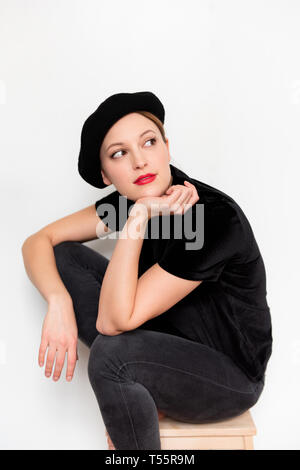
{"left": 134, "top": 174, "right": 157, "bottom": 185}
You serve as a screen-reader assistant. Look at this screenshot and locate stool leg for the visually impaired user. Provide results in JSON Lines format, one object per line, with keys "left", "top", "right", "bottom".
{"left": 243, "top": 436, "right": 254, "bottom": 450}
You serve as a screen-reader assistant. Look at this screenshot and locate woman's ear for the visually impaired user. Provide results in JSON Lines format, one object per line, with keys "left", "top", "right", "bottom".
{"left": 165, "top": 138, "right": 171, "bottom": 163}
{"left": 101, "top": 169, "right": 112, "bottom": 186}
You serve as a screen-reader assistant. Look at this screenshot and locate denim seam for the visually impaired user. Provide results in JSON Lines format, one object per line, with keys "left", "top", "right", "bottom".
{"left": 117, "top": 361, "right": 256, "bottom": 395}
{"left": 118, "top": 379, "right": 139, "bottom": 450}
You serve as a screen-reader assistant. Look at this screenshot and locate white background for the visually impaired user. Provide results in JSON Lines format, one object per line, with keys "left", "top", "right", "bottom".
{"left": 1, "top": 0, "right": 299, "bottom": 450}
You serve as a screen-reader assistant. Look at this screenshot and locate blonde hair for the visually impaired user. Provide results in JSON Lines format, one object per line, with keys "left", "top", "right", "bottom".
{"left": 135, "top": 110, "right": 167, "bottom": 143}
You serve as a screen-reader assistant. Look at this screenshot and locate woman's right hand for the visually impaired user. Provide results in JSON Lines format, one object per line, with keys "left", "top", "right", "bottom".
{"left": 135, "top": 180, "right": 199, "bottom": 220}
{"left": 38, "top": 295, "right": 78, "bottom": 382}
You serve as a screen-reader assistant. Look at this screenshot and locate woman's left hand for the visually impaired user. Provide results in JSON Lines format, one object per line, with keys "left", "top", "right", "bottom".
{"left": 135, "top": 180, "right": 199, "bottom": 220}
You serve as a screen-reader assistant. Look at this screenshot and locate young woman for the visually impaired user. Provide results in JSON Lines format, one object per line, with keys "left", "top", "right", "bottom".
{"left": 22, "top": 91, "right": 273, "bottom": 450}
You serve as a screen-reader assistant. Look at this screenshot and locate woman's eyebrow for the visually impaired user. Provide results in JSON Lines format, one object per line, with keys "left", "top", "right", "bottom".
{"left": 105, "top": 129, "right": 156, "bottom": 153}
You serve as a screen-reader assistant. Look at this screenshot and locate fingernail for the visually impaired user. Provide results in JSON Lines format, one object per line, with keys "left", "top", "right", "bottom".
{"left": 46, "top": 373, "right": 50, "bottom": 377}
{"left": 67, "top": 376, "right": 72, "bottom": 381}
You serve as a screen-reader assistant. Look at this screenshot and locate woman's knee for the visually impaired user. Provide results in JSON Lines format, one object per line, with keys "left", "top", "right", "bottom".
{"left": 87, "top": 330, "right": 145, "bottom": 384}
{"left": 88, "top": 333, "right": 120, "bottom": 384}
{"left": 53, "top": 240, "right": 82, "bottom": 258}
{"left": 53, "top": 241, "right": 82, "bottom": 268}
{"left": 54, "top": 241, "right": 109, "bottom": 275}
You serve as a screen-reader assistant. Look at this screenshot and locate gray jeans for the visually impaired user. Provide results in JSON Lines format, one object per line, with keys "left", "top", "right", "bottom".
{"left": 53, "top": 241, "right": 265, "bottom": 450}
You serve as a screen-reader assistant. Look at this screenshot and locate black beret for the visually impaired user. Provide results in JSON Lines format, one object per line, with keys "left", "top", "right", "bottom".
{"left": 78, "top": 91, "right": 165, "bottom": 189}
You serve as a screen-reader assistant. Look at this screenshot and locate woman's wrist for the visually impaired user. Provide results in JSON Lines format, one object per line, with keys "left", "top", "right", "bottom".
{"left": 47, "top": 290, "right": 73, "bottom": 307}
{"left": 134, "top": 199, "right": 152, "bottom": 221}
{"left": 123, "top": 211, "right": 149, "bottom": 240}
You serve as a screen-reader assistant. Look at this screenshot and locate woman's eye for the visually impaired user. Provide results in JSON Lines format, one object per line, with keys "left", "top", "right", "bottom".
{"left": 110, "top": 138, "right": 156, "bottom": 159}
{"left": 111, "top": 149, "right": 123, "bottom": 159}
{"left": 145, "top": 138, "right": 156, "bottom": 147}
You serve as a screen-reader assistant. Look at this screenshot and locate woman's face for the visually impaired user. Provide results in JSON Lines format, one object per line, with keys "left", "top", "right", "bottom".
{"left": 99, "top": 112, "right": 173, "bottom": 201}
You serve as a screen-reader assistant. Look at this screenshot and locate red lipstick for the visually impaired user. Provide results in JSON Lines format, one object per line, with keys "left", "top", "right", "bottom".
{"left": 134, "top": 173, "right": 156, "bottom": 185}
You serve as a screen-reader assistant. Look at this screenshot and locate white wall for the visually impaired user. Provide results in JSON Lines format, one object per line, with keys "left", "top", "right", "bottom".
{"left": 1, "top": 0, "right": 299, "bottom": 450}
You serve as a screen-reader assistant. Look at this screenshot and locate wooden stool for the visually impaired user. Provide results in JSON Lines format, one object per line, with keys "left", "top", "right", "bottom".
{"left": 159, "top": 410, "right": 256, "bottom": 450}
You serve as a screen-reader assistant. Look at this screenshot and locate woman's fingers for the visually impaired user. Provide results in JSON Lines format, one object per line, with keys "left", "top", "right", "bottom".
{"left": 39, "top": 336, "right": 78, "bottom": 382}
{"left": 52, "top": 348, "right": 66, "bottom": 381}
{"left": 177, "top": 188, "right": 193, "bottom": 213}
{"left": 143, "top": 182, "right": 199, "bottom": 219}
{"left": 173, "top": 193, "right": 191, "bottom": 214}
{"left": 167, "top": 185, "right": 194, "bottom": 215}
{"left": 167, "top": 187, "right": 188, "bottom": 213}
{"left": 45, "top": 344, "right": 57, "bottom": 378}
{"left": 38, "top": 337, "right": 48, "bottom": 367}
{"left": 184, "top": 181, "right": 199, "bottom": 203}
{"left": 66, "top": 342, "right": 78, "bottom": 382}
{"left": 177, "top": 181, "right": 199, "bottom": 214}
{"left": 42, "top": 342, "right": 77, "bottom": 382}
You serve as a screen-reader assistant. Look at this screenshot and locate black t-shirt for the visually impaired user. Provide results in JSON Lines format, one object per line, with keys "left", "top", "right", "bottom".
{"left": 95, "top": 163, "right": 273, "bottom": 383}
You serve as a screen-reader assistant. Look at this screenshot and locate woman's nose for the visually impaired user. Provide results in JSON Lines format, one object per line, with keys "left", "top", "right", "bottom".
{"left": 130, "top": 151, "right": 148, "bottom": 169}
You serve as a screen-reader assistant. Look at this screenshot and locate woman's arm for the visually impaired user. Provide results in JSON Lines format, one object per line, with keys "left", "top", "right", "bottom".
{"left": 96, "top": 210, "right": 148, "bottom": 335}
{"left": 96, "top": 182, "right": 201, "bottom": 335}
{"left": 21, "top": 203, "right": 110, "bottom": 381}
{"left": 22, "top": 203, "right": 110, "bottom": 302}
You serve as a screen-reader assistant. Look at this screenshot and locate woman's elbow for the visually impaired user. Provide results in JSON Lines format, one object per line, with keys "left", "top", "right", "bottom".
{"left": 96, "top": 320, "right": 123, "bottom": 336}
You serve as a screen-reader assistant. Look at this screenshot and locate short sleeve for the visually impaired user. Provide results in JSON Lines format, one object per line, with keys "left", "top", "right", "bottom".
{"left": 157, "top": 201, "right": 246, "bottom": 282}
{"left": 95, "top": 190, "right": 135, "bottom": 233}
